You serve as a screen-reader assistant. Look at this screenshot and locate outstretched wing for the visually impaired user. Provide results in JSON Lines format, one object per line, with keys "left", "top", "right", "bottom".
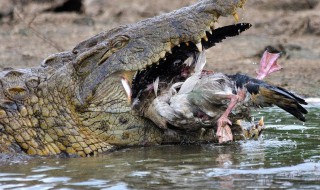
{"left": 245, "top": 79, "right": 308, "bottom": 122}
{"left": 229, "top": 73, "right": 308, "bottom": 122}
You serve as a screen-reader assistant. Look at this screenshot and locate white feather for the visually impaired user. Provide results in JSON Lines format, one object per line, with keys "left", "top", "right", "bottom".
{"left": 153, "top": 77, "right": 159, "bottom": 97}
{"left": 194, "top": 50, "right": 206, "bottom": 73}
{"left": 178, "top": 73, "right": 201, "bottom": 95}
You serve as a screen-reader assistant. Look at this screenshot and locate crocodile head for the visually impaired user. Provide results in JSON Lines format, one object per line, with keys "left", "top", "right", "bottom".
{"left": 71, "top": 0, "right": 249, "bottom": 119}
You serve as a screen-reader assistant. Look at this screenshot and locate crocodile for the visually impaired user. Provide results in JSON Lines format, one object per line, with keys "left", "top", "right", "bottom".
{"left": 0, "top": 0, "right": 252, "bottom": 157}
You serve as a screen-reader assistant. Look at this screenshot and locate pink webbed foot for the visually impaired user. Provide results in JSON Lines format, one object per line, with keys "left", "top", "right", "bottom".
{"left": 216, "top": 116, "right": 233, "bottom": 143}
{"left": 256, "top": 50, "right": 282, "bottom": 80}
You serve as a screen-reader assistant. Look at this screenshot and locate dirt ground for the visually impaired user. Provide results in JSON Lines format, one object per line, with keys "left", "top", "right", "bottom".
{"left": 0, "top": 0, "right": 319, "bottom": 97}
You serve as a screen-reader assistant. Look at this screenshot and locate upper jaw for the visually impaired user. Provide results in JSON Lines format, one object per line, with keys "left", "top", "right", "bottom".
{"left": 74, "top": 0, "right": 247, "bottom": 106}
{"left": 113, "top": 0, "right": 247, "bottom": 72}
{"left": 121, "top": 23, "right": 252, "bottom": 113}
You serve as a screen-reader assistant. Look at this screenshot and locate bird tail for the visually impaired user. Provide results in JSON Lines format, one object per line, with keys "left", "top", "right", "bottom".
{"left": 247, "top": 82, "right": 308, "bottom": 122}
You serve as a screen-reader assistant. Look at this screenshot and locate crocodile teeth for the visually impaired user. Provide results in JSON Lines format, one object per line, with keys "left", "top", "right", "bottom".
{"left": 203, "top": 35, "right": 208, "bottom": 42}
{"left": 210, "top": 21, "right": 215, "bottom": 27}
{"left": 196, "top": 42, "right": 203, "bottom": 52}
{"left": 233, "top": 12, "right": 239, "bottom": 22}
{"left": 121, "top": 77, "right": 132, "bottom": 102}
{"left": 153, "top": 77, "right": 160, "bottom": 97}
{"left": 160, "top": 51, "right": 166, "bottom": 59}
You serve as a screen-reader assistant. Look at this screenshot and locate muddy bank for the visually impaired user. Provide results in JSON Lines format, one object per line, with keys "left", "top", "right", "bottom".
{"left": 0, "top": 0, "right": 319, "bottom": 97}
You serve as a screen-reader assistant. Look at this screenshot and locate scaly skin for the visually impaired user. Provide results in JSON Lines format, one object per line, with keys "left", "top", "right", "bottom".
{"left": 0, "top": 0, "right": 247, "bottom": 157}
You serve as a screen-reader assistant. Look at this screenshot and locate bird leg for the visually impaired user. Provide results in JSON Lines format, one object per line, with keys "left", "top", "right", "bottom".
{"left": 256, "top": 50, "right": 282, "bottom": 80}
{"left": 216, "top": 89, "right": 246, "bottom": 143}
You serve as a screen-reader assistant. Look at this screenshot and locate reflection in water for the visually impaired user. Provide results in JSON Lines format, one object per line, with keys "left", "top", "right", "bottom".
{"left": 0, "top": 102, "right": 319, "bottom": 189}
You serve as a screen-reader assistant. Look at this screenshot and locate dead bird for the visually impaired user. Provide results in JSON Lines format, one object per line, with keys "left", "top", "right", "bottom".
{"left": 144, "top": 51, "right": 307, "bottom": 143}
{"left": 214, "top": 50, "right": 307, "bottom": 143}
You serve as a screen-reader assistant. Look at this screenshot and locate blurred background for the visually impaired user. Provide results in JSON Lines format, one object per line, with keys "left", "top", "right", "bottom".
{"left": 0, "top": 0, "right": 319, "bottom": 97}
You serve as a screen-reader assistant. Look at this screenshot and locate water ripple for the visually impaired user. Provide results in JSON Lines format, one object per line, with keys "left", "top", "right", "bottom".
{"left": 67, "top": 179, "right": 109, "bottom": 187}
{"left": 205, "top": 162, "right": 320, "bottom": 177}
{"left": 32, "top": 166, "right": 65, "bottom": 173}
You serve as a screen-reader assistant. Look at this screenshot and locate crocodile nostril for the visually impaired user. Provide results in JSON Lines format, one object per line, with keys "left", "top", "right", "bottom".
{"left": 5, "top": 86, "right": 30, "bottom": 101}
{"left": 72, "top": 49, "right": 79, "bottom": 54}
{"left": 26, "top": 77, "right": 40, "bottom": 88}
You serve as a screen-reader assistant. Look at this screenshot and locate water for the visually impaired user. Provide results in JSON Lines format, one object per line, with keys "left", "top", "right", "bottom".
{"left": 0, "top": 101, "right": 319, "bottom": 190}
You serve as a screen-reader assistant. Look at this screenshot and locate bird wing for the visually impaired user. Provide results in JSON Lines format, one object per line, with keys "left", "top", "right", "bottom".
{"left": 245, "top": 81, "right": 308, "bottom": 122}
{"left": 187, "top": 73, "right": 234, "bottom": 117}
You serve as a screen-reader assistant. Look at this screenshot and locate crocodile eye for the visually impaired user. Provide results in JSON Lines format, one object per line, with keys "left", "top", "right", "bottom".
{"left": 112, "top": 35, "right": 129, "bottom": 50}
{"left": 113, "top": 41, "right": 126, "bottom": 49}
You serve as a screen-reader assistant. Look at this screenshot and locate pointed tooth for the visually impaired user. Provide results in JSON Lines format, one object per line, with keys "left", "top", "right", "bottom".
{"left": 203, "top": 35, "right": 208, "bottom": 42}
{"left": 164, "top": 42, "right": 172, "bottom": 52}
{"left": 208, "top": 30, "right": 212, "bottom": 35}
{"left": 153, "top": 77, "right": 159, "bottom": 97}
{"left": 172, "top": 39, "right": 180, "bottom": 46}
{"left": 199, "top": 30, "right": 206, "bottom": 39}
{"left": 121, "top": 78, "right": 132, "bottom": 103}
{"left": 196, "top": 42, "right": 203, "bottom": 52}
{"left": 147, "top": 59, "right": 152, "bottom": 66}
{"left": 138, "top": 63, "right": 144, "bottom": 70}
{"left": 151, "top": 54, "right": 160, "bottom": 63}
{"left": 168, "top": 49, "right": 172, "bottom": 54}
{"left": 177, "top": 44, "right": 180, "bottom": 47}
{"left": 233, "top": 12, "right": 239, "bottom": 23}
{"left": 185, "top": 42, "right": 189, "bottom": 46}
{"left": 210, "top": 21, "right": 215, "bottom": 30}
{"left": 159, "top": 51, "right": 166, "bottom": 59}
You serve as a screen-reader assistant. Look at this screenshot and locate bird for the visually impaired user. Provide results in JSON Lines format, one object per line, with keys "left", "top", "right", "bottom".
{"left": 213, "top": 50, "right": 306, "bottom": 143}
{"left": 145, "top": 51, "right": 308, "bottom": 143}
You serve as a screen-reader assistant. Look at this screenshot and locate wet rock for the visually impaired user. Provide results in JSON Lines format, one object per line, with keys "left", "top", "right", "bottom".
{"left": 0, "top": 153, "right": 31, "bottom": 166}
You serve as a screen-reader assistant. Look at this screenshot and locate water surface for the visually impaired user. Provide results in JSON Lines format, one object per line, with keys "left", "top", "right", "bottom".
{"left": 0, "top": 101, "right": 319, "bottom": 190}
